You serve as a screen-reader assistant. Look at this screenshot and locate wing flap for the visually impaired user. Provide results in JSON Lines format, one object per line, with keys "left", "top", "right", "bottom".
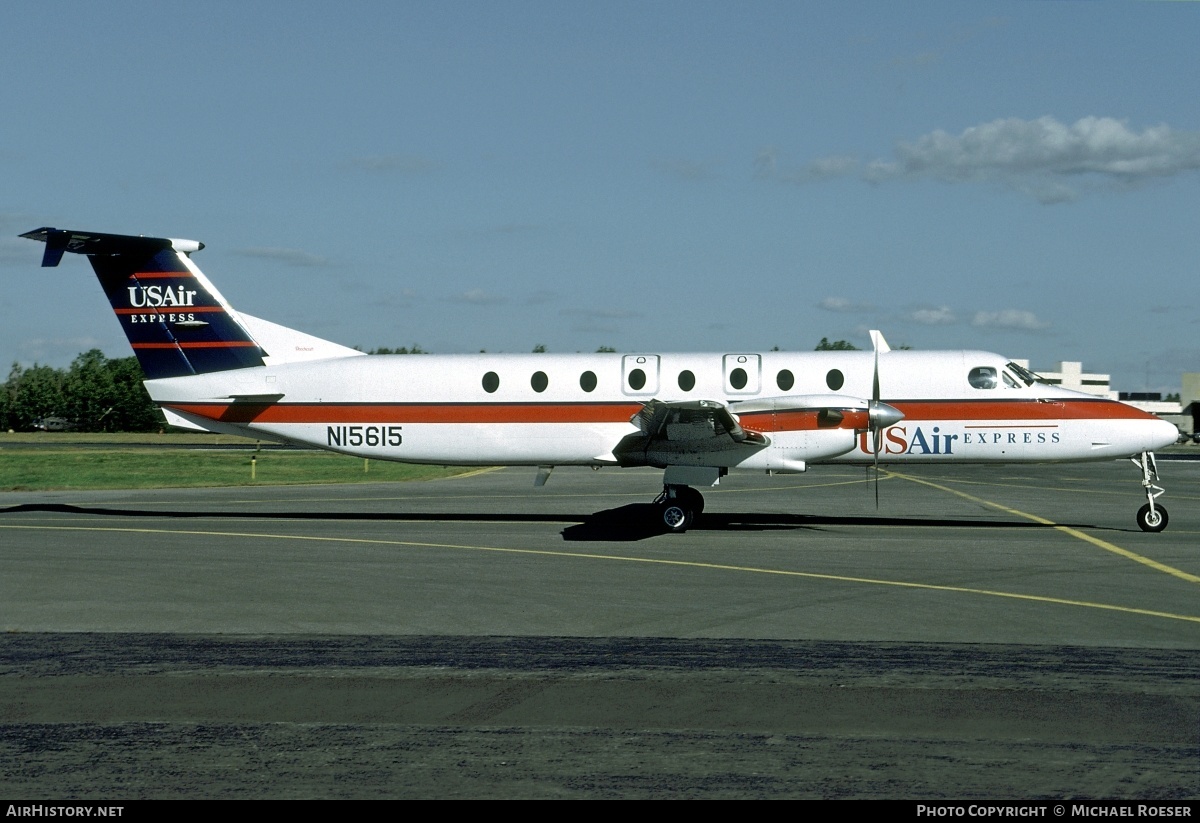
{"left": 631, "top": 399, "right": 767, "bottom": 445}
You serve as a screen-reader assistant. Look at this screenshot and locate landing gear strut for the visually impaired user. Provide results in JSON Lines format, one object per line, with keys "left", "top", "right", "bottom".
{"left": 1132, "top": 451, "right": 1168, "bottom": 533}
{"left": 654, "top": 484, "right": 705, "bottom": 533}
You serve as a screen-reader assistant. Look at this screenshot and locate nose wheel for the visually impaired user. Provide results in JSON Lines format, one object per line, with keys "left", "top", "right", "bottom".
{"left": 1136, "top": 503, "right": 1168, "bottom": 533}
{"left": 1132, "top": 452, "right": 1168, "bottom": 532}
{"left": 655, "top": 485, "right": 704, "bottom": 533}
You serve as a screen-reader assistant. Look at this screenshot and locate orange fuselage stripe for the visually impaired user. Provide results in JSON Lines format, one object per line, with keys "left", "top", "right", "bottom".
{"left": 163, "top": 398, "right": 1150, "bottom": 428}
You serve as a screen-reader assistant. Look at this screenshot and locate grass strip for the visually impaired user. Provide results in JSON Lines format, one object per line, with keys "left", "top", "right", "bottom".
{"left": 0, "top": 439, "right": 472, "bottom": 491}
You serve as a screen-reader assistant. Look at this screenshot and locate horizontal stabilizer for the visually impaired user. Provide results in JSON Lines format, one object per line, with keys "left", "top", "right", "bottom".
{"left": 226, "top": 393, "right": 286, "bottom": 404}
{"left": 21, "top": 227, "right": 202, "bottom": 267}
{"left": 160, "top": 407, "right": 217, "bottom": 433}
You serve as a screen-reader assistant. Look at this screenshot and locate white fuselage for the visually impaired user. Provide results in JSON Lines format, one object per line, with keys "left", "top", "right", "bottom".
{"left": 148, "top": 348, "right": 1178, "bottom": 472}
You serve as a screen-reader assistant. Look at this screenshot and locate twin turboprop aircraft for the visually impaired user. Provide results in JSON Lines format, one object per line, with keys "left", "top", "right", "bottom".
{"left": 21, "top": 227, "right": 1179, "bottom": 532}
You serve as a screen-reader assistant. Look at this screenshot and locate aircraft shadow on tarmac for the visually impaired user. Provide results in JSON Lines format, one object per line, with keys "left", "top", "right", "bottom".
{"left": 1, "top": 502, "right": 1108, "bottom": 544}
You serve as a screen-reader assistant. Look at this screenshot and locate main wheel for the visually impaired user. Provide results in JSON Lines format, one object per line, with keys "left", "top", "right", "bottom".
{"left": 1136, "top": 503, "right": 1168, "bottom": 533}
{"left": 680, "top": 486, "right": 705, "bottom": 517}
{"left": 661, "top": 501, "right": 693, "bottom": 533}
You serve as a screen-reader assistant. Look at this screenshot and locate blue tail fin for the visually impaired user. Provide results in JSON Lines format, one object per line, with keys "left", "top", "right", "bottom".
{"left": 22, "top": 227, "right": 267, "bottom": 379}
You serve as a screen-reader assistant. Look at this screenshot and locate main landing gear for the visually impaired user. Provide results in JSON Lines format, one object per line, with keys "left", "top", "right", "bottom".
{"left": 654, "top": 484, "right": 705, "bottom": 533}
{"left": 1132, "top": 451, "right": 1168, "bottom": 533}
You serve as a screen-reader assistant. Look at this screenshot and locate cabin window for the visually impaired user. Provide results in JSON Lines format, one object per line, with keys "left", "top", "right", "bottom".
{"left": 482, "top": 371, "right": 500, "bottom": 393}
{"left": 678, "top": 370, "right": 696, "bottom": 391}
{"left": 531, "top": 371, "right": 548, "bottom": 392}
{"left": 776, "top": 369, "right": 794, "bottom": 391}
{"left": 580, "top": 371, "right": 597, "bottom": 392}
{"left": 826, "top": 369, "right": 844, "bottom": 391}
{"left": 628, "top": 368, "right": 646, "bottom": 391}
{"left": 729, "top": 368, "right": 748, "bottom": 390}
{"left": 968, "top": 367, "right": 997, "bottom": 390}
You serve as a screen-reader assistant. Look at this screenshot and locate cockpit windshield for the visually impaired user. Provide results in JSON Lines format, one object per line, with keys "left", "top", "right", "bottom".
{"left": 1006, "top": 362, "right": 1047, "bottom": 387}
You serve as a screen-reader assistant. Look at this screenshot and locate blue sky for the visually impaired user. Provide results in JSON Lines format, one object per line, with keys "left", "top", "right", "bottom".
{"left": 2, "top": 1, "right": 1197, "bottom": 393}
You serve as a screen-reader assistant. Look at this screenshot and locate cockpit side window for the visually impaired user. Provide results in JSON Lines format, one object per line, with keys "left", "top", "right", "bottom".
{"left": 1006, "top": 361, "right": 1045, "bottom": 387}
{"left": 1002, "top": 371, "right": 1019, "bottom": 389}
{"left": 969, "top": 366, "right": 998, "bottom": 389}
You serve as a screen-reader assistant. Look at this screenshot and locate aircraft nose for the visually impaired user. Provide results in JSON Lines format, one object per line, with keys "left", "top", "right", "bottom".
{"left": 1147, "top": 417, "right": 1180, "bottom": 451}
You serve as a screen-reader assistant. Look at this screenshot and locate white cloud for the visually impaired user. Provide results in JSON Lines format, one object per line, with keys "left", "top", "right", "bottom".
{"left": 909, "top": 305, "right": 957, "bottom": 325}
{"left": 560, "top": 307, "right": 643, "bottom": 320}
{"left": 753, "top": 146, "right": 778, "bottom": 179}
{"left": 887, "top": 116, "right": 1200, "bottom": 182}
{"left": 971, "top": 309, "right": 1050, "bottom": 331}
{"left": 370, "top": 287, "right": 421, "bottom": 308}
{"left": 346, "top": 154, "right": 436, "bottom": 174}
{"left": 654, "top": 158, "right": 720, "bottom": 181}
{"left": 782, "top": 154, "right": 859, "bottom": 184}
{"left": 235, "top": 247, "right": 333, "bottom": 267}
{"left": 771, "top": 116, "right": 1200, "bottom": 202}
{"left": 818, "top": 296, "right": 874, "bottom": 313}
{"left": 448, "top": 289, "right": 507, "bottom": 306}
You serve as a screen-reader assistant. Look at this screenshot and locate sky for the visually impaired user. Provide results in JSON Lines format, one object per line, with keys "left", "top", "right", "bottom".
{"left": 1, "top": 1, "right": 1197, "bottom": 394}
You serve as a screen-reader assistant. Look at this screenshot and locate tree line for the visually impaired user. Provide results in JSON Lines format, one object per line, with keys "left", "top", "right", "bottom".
{"left": 2, "top": 350, "right": 160, "bottom": 433}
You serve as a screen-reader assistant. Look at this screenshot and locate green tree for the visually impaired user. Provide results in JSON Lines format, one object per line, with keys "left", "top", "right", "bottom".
{"left": 0, "top": 352, "right": 159, "bottom": 433}
{"left": 64, "top": 349, "right": 116, "bottom": 431}
{"left": 62, "top": 350, "right": 159, "bottom": 432}
{"left": 106, "top": 356, "right": 160, "bottom": 431}
{"left": 595, "top": 346, "right": 616, "bottom": 353}
{"left": 368, "top": 345, "right": 426, "bottom": 354}
{"left": 6, "top": 363, "right": 66, "bottom": 430}
{"left": 815, "top": 337, "right": 859, "bottom": 351}
{"left": 0, "top": 364, "right": 14, "bottom": 430}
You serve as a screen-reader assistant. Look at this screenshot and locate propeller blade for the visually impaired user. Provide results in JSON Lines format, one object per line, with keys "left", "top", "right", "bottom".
{"left": 865, "top": 331, "right": 901, "bottom": 508}
{"left": 872, "top": 342, "right": 880, "bottom": 506}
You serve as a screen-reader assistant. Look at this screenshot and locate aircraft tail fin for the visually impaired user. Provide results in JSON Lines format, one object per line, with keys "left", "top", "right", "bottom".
{"left": 21, "top": 227, "right": 361, "bottom": 380}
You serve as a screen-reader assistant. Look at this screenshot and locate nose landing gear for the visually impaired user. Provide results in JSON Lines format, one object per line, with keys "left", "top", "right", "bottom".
{"left": 654, "top": 484, "right": 705, "bottom": 533}
{"left": 1132, "top": 451, "right": 1168, "bottom": 532}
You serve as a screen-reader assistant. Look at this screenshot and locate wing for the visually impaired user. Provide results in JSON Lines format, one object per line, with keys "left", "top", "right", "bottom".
{"left": 612, "top": 398, "right": 766, "bottom": 468}
{"left": 630, "top": 399, "right": 769, "bottom": 446}
{"left": 612, "top": 395, "right": 874, "bottom": 469}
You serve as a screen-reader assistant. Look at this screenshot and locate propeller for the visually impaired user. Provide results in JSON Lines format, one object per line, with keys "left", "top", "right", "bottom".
{"left": 866, "top": 330, "right": 904, "bottom": 506}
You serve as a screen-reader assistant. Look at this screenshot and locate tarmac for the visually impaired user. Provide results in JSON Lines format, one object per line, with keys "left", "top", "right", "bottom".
{"left": 1, "top": 460, "right": 1198, "bottom": 798}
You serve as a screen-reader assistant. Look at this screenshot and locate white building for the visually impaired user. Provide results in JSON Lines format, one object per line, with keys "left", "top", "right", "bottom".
{"left": 1009, "top": 359, "right": 1116, "bottom": 399}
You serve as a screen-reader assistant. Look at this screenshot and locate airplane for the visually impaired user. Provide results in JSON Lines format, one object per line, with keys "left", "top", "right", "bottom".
{"left": 20, "top": 227, "right": 1180, "bottom": 533}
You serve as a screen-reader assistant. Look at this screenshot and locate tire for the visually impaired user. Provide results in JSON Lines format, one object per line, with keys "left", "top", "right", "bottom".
{"left": 1136, "top": 503, "right": 1168, "bottom": 533}
{"left": 661, "top": 502, "right": 693, "bottom": 533}
{"left": 681, "top": 486, "right": 705, "bottom": 517}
